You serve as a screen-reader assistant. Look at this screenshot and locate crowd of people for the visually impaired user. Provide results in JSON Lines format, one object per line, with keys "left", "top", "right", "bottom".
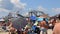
{"left": 0, "top": 15, "right": 60, "bottom": 34}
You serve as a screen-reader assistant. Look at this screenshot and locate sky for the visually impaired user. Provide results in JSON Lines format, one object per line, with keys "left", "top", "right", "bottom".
{"left": 0, "top": 0, "right": 60, "bottom": 18}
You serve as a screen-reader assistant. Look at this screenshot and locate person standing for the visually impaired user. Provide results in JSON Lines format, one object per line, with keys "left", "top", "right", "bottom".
{"left": 39, "top": 21, "right": 48, "bottom": 34}
{"left": 53, "top": 20, "right": 60, "bottom": 34}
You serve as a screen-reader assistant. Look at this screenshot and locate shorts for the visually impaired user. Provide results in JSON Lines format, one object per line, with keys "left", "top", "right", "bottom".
{"left": 40, "top": 27, "right": 47, "bottom": 32}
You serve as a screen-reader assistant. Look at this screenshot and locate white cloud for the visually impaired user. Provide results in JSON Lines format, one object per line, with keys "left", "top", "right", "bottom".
{"left": 0, "top": 0, "right": 26, "bottom": 12}
{"left": 52, "top": 8, "right": 60, "bottom": 12}
{"left": 11, "top": 0, "right": 26, "bottom": 9}
{"left": 0, "top": 0, "right": 26, "bottom": 17}
{"left": 0, "top": 8, "right": 11, "bottom": 18}
{"left": 37, "top": 6, "right": 48, "bottom": 11}
{"left": 49, "top": 8, "right": 60, "bottom": 16}
{"left": 0, "top": 0, "right": 2, "bottom": 1}
{"left": 0, "top": 8, "right": 10, "bottom": 13}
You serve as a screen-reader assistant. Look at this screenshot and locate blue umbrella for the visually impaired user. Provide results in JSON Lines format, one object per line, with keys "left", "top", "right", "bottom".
{"left": 37, "top": 17, "right": 44, "bottom": 22}
{"left": 30, "top": 15, "right": 36, "bottom": 20}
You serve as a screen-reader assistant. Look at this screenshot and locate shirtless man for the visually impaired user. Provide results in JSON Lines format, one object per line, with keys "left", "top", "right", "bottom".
{"left": 53, "top": 19, "right": 60, "bottom": 34}
{"left": 38, "top": 21, "right": 48, "bottom": 34}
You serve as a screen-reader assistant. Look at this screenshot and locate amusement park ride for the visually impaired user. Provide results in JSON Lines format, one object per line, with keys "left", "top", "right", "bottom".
{"left": 4, "top": 10, "right": 49, "bottom": 29}
{"left": 27, "top": 10, "right": 49, "bottom": 18}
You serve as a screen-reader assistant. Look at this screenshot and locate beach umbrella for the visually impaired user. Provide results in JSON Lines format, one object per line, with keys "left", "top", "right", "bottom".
{"left": 11, "top": 17, "right": 28, "bottom": 29}
{"left": 30, "top": 15, "right": 36, "bottom": 20}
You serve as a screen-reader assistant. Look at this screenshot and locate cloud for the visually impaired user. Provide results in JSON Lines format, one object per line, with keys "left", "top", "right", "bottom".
{"left": 11, "top": 0, "right": 26, "bottom": 9}
{"left": 0, "top": 0, "right": 1, "bottom": 1}
{"left": 0, "top": 0, "right": 26, "bottom": 17}
{"left": 49, "top": 8, "right": 60, "bottom": 16}
{"left": 52, "top": 8, "right": 60, "bottom": 12}
{"left": 0, "top": 8, "right": 11, "bottom": 18}
{"left": 0, "top": 0, "right": 26, "bottom": 12}
{"left": 37, "top": 6, "right": 48, "bottom": 11}
{"left": 0, "top": 0, "right": 14, "bottom": 10}
{"left": 0, "top": 8, "right": 11, "bottom": 12}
